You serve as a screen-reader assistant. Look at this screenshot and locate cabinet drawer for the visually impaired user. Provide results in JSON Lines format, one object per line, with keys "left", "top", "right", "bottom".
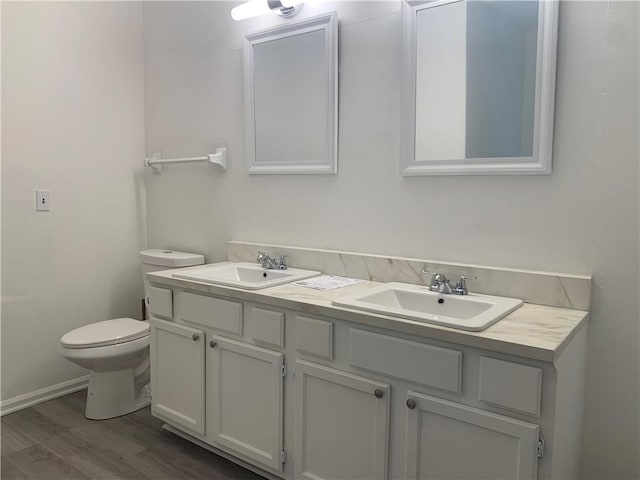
{"left": 245, "top": 305, "right": 284, "bottom": 348}
{"left": 295, "top": 315, "right": 333, "bottom": 360}
{"left": 479, "top": 357, "right": 542, "bottom": 416}
{"left": 147, "top": 286, "right": 173, "bottom": 319}
{"left": 180, "top": 292, "right": 243, "bottom": 336}
{"left": 349, "top": 329, "right": 462, "bottom": 394}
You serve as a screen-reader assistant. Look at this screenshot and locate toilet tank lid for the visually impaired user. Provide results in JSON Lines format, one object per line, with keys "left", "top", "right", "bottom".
{"left": 139, "top": 249, "right": 204, "bottom": 267}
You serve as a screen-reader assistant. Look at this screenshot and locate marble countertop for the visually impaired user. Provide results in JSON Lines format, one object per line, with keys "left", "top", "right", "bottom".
{"left": 147, "top": 266, "right": 589, "bottom": 364}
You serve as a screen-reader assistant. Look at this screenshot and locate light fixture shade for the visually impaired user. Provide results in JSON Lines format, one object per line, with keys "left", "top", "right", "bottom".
{"left": 280, "top": 0, "right": 302, "bottom": 7}
{"left": 231, "top": 0, "right": 303, "bottom": 21}
{"left": 231, "top": 0, "right": 272, "bottom": 21}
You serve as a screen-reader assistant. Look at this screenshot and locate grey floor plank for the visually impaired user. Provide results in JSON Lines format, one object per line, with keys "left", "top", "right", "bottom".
{"left": 125, "top": 444, "right": 263, "bottom": 480}
{"left": 57, "top": 391, "right": 87, "bottom": 414}
{"left": 123, "top": 446, "right": 213, "bottom": 480}
{"left": 1, "top": 456, "right": 32, "bottom": 480}
{"left": 0, "top": 423, "right": 35, "bottom": 455}
{"left": 70, "top": 422, "right": 148, "bottom": 460}
{"left": 32, "top": 395, "right": 90, "bottom": 431}
{"left": 37, "top": 431, "right": 151, "bottom": 480}
{"left": 1, "top": 392, "right": 265, "bottom": 480}
{"left": 98, "top": 403, "right": 164, "bottom": 434}
{"left": 129, "top": 421, "right": 204, "bottom": 456}
{"left": 2, "top": 410, "right": 68, "bottom": 443}
{"left": 128, "top": 424, "right": 264, "bottom": 479}
{"left": 5, "top": 444, "right": 91, "bottom": 480}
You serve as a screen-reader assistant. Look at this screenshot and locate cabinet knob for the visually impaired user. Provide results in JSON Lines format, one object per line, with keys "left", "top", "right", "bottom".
{"left": 209, "top": 340, "right": 217, "bottom": 349}
{"left": 406, "top": 399, "right": 416, "bottom": 409}
{"left": 192, "top": 333, "right": 200, "bottom": 342}
{"left": 374, "top": 389, "right": 384, "bottom": 399}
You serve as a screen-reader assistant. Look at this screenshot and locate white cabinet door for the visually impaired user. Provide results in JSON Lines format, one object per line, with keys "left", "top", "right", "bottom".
{"left": 207, "top": 336, "right": 284, "bottom": 471}
{"left": 404, "top": 391, "right": 540, "bottom": 480}
{"left": 294, "top": 360, "right": 390, "bottom": 480}
{"left": 150, "top": 318, "right": 205, "bottom": 435}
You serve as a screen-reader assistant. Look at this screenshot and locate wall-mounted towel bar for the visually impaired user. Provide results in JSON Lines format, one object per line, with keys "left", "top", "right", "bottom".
{"left": 145, "top": 147, "right": 227, "bottom": 173}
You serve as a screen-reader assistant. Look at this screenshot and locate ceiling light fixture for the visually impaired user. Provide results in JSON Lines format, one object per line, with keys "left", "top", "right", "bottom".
{"left": 231, "top": 0, "right": 304, "bottom": 21}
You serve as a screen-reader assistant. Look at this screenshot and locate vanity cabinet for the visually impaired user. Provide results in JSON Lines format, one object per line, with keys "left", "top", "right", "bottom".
{"left": 206, "top": 335, "right": 285, "bottom": 471}
{"left": 294, "top": 360, "right": 390, "bottom": 480}
{"left": 147, "top": 280, "right": 586, "bottom": 480}
{"left": 149, "top": 292, "right": 287, "bottom": 474}
{"left": 404, "top": 391, "right": 539, "bottom": 480}
{"left": 149, "top": 318, "right": 205, "bottom": 435}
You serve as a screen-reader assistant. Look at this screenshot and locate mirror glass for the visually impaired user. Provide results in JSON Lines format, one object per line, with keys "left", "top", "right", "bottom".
{"left": 244, "top": 13, "right": 338, "bottom": 174}
{"left": 402, "top": 0, "right": 558, "bottom": 175}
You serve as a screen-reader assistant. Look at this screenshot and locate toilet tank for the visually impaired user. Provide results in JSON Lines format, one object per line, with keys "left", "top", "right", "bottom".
{"left": 139, "top": 249, "right": 205, "bottom": 299}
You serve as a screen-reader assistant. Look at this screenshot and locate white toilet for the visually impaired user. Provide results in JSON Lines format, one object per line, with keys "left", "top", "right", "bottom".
{"left": 60, "top": 249, "right": 204, "bottom": 420}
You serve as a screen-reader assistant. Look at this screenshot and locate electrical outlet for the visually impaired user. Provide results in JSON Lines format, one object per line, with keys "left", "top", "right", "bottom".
{"left": 36, "top": 190, "right": 50, "bottom": 211}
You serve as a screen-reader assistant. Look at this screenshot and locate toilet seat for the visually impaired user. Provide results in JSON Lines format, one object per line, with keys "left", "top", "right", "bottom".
{"left": 61, "top": 318, "right": 149, "bottom": 349}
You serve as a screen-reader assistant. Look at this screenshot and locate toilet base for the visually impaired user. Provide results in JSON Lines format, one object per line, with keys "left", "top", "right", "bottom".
{"left": 85, "top": 368, "right": 150, "bottom": 420}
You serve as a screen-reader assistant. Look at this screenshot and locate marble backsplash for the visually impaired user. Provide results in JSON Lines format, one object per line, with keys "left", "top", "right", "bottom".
{"left": 227, "top": 241, "right": 591, "bottom": 311}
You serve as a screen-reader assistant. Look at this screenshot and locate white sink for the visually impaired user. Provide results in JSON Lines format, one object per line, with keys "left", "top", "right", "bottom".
{"left": 332, "top": 282, "right": 522, "bottom": 331}
{"left": 173, "top": 262, "right": 321, "bottom": 290}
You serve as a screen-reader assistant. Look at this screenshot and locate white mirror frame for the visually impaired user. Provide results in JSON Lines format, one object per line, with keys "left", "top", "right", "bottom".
{"left": 400, "top": 0, "right": 559, "bottom": 176}
{"left": 243, "top": 12, "right": 338, "bottom": 174}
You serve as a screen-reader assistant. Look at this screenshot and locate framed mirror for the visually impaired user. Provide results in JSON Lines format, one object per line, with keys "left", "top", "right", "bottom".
{"left": 243, "top": 12, "right": 338, "bottom": 174}
{"left": 401, "top": 0, "right": 558, "bottom": 175}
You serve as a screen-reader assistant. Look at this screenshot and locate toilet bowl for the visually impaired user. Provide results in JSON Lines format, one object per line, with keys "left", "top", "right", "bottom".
{"left": 60, "top": 318, "right": 151, "bottom": 419}
{"left": 60, "top": 249, "right": 204, "bottom": 420}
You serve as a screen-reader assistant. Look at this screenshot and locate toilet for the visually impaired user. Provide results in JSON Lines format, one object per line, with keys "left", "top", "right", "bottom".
{"left": 60, "top": 249, "right": 204, "bottom": 420}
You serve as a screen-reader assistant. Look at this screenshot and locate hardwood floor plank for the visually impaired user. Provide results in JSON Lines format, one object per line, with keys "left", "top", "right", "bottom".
{"left": 57, "top": 391, "right": 87, "bottom": 414}
{"left": 1, "top": 392, "right": 265, "bottom": 480}
{"left": 37, "top": 431, "right": 151, "bottom": 480}
{"left": 123, "top": 447, "right": 208, "bottom": 480}
{"left": 5, "top": 445, "right": 90, "bottom": 480}
{"left": 125, "top": 407, "right": 165, "bottom": 430}
{"left": 1, "top": 456, "right": 32, "bottom": 480}
{"left": 130, "top": 426, "right": 265, "bottom": 480}
{"left": 70, "top": 422, "right": 148, "bottom": 459}
{"left": 2, "top": 410, "right": 68, "bottom": 443}
{"left": 129, "top": 421, "right": 202, "bottom": 455}
{"left": 0, "top": 423, "right": 35, "bottom": 455}
{"left": 32, "top": 396, "right": 90, "bottom": 431}
{"left": 124, "top": 445, "right": 262, "bottom": 480}
{"left": 98, "top": 405, "right": 163, "bottom": 434}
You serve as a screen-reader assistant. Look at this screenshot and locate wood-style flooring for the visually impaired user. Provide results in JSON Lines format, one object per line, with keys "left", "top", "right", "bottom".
{"left": 1, "top": 390, "right": 265, "bottom": 480}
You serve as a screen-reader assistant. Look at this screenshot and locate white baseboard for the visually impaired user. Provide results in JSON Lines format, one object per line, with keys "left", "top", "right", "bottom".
{"left": 1, "top": 375, "right": 89, "bottom": 416}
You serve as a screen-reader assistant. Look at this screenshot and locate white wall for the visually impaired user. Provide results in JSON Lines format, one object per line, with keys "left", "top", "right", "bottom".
{"left": 1, "top": 2, "right": 146, "bottom": 403}
{"left": 143, "top": 2, "right": 638, "bottom": 477}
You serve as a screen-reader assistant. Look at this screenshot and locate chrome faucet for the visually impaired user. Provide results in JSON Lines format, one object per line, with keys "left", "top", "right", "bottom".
{"left": 257, "top": 251, "right": 277, "bottom": 269}
{"left": 256, "top": 252, "right": 288, "bottom": 270}
{"left": 421, "top": 268, "right": 476, "bottom": 295}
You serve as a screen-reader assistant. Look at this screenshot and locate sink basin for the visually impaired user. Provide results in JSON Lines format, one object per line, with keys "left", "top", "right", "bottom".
{"left": 332, "top": 282, "right": 523, "bottom": 331}
{"left": 173, "top": 262, "right": 321, "bottom": 290}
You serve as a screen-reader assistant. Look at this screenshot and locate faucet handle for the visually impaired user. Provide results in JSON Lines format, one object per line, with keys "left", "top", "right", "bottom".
{"left": 422, "top": 268, "right": 452, "bottom": 292}
{"left": 454, "top": 275, "right": 477, "bottom": 295}
{"left": 421, "top": 268, "right": 438, "bottom": 278}
{"left": 257, "top": 251, "right": 277, "bottom": 269}
{"left": 420, "top": 268, "right": 438, "bottom": 283}
{"left": 422, "top": 269, "right": 449, "bottom": 282}
{"left": 277, "top": 255, "right": 288, "bottom": 270}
